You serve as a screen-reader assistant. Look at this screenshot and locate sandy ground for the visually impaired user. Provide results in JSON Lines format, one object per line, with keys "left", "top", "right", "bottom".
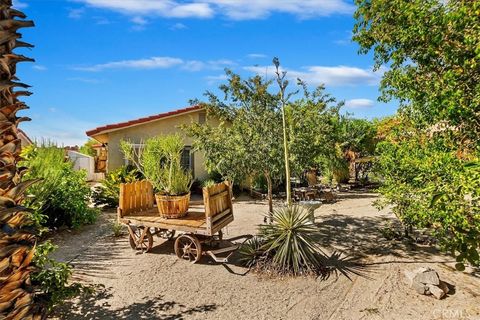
{"left": 49, "top": 191, "right": 480, "bottom": 320}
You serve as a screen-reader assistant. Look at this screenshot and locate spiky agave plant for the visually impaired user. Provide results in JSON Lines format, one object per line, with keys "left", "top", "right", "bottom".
{"left": 0, "top": 1, "right": 42, "bottom": 319}
{"left": 258, "top": 205, "right": 324, "bottom": 276}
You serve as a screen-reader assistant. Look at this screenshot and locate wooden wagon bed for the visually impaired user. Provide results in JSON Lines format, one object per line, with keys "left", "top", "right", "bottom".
{"left": 117, "top": 180, "right": 246, "bottom": 263}
{"left": 118, "top": 181, "right": 234, "bottom": 236}
{"left": 119, "top": 204, "right": 233, "bottom": 236}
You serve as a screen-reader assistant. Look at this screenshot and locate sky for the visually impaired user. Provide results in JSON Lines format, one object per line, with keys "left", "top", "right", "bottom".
{"left": 15, "top": 0, "right": 397, "bottom": 146}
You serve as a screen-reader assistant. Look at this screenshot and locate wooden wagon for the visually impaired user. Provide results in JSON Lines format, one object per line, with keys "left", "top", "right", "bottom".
{"left": 117, "top": 180, "right": 246, "bottom": 263}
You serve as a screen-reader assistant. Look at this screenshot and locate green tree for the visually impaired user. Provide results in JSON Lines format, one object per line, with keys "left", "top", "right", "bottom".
{"left": 354, "top": 0, "right": 480, "bottom": 268}
{"left": 79, "top": 139, "right": 97, "bottom": 157}
{"left": 186, "top": 67, "right": 344, "bottom": 214}
{"left": 286, "top": 84, "right": 342, "bottom": 177}
{"left": 186, "top": 70, "right": 284, "bottom": 214}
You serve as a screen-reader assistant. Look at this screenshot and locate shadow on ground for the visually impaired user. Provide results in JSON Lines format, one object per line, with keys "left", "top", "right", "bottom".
{"left": 53, "top": 286, "right": 217, "bottom": 320}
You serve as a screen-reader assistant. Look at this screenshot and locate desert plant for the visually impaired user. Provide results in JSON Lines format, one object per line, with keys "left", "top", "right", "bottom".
{"left": 111, "top": 222, "right": 124, "bottom": 237}
{"left": 21, "top": 143, "right": 99, "bottom": 229}
{"left": 121, "top": 134, "right": 192, "bottom": 195}
{"left": 92, "top": 166, "right": 140, "bottom": 208}
{"left": 238, "top": 236, "right": 267, "bottom": 268}
{"left": 259, "top": 205, "right": 324, "bottom": 275}
{"left": 0, "top": 3, "right": 44, "bottom": 318}
{"left": 240, "top": 206, "right": 325, "bottom": 276}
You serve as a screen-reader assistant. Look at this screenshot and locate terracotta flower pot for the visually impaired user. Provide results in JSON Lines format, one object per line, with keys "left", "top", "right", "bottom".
{"left": 155, "top": 192, "right": 190, "bottom": 219}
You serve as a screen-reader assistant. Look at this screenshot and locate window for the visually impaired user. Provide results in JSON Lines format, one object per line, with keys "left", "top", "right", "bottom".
{"left": 199, "top": 111, "right": 206, "bottom": 124}
{"left": 181, "top": 147, "right": 194, "bottom": 174}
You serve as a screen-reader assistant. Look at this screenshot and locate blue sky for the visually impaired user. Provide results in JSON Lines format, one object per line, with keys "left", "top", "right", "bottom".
{"left": 16, "top": 0, "right": 396, "bottom": 146}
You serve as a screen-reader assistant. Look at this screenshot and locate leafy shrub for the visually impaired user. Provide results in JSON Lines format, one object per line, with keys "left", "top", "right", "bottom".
{"left": 240, "top": 205, "right": 325, "bottom": 276}
{"left": 79, "top": 139, "right": 97, "bottom": 157}
{"left": 375, "top": 128, "right": 480, "bottom": 269}
{"left": 31, "top": 241, "right": 86, "bottom": 311}
{"left": 111, "top": 222, "right": 124, "bottom": 237}
{"left": 202, "top": 179, "right": 216, "bottom": 188}
{"left": 92, "top": 166, "right": 140, "bottom": 208}
{"left": 121, "top": 134, "right": 192, "bottom": 195}
{"left": 21, "top": 144, "right": 99, "bottom": 229}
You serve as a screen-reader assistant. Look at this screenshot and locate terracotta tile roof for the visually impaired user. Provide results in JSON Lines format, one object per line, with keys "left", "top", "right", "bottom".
{"left": 86, "top": 105, "right": 202, "bottom": 137}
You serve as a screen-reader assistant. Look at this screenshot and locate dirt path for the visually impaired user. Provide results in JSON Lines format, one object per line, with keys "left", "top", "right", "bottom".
{"left": 50, "top": 192, "right": 480, "bottom": 320}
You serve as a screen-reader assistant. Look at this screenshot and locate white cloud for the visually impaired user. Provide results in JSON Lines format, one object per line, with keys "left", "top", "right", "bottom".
{"left": 75, "top": 0, "right": 353, "bottom": 20}
{"left": 131, "top": 16, "right": 148, "bottom": 25}
{"left": 67, "top": 77, "right": 103, "bottom": 84}
{"left": 182, "top": 60, "right": 205, "bottom": 72}
{"left": 181, "top": 59, "right": 235, "bottom": 72}
{"left": 170, "top": 22, "right": 188, "bottom": 30}
{"left": 74, "top": 56, "right": 235, "bottom": 72}
{"left": 73, "top": 56, "right": 184, "bottom": 72}
{"left": 245, "top": 65, "right": 381, "bottom": 87}
{"left": 78, "top": 0, "right": 214, "bottom": 18}
{"left": 203, "top": 0, "right": 354, "bottom": 20}
{"left": 345, "top": 99, "right": 375, "bottom": 109}
{"left": 247, "top": 53, "right": 267, "bottom": 59}
{"left": 23, "top": 116, "right": 98, "bottom": 147}
{"left": 32, "top": 65, "right": 47, "bottom": 71}
{"left": 68, "top": 8, "right": 85, "bottom": 19}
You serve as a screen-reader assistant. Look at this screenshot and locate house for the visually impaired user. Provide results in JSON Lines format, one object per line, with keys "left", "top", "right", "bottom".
{"left": 86, "top": 105, "right": 211, "bottom": 180}
{"left": 18, "top": 128, "right": 33, "bottom": 147}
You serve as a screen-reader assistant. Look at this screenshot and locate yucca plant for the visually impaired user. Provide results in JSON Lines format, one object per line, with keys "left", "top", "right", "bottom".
{"left": 238, "top": 236, "right": 266, "bottom": 268}
{"left": 0, "top": 1, "right": 43, "bottom": 318}
{"left": 257, "top": 205, "right": 324, "bottom": 276}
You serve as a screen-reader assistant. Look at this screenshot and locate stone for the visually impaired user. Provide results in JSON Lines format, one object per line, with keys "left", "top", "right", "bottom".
{"left": 404, "top": 270, "right": 416, "bottom": 287}
{"left": 412, "top": 280, "right": 428, "bottom": 295}
{"left": 427, "top": 284, "right": 446, "bottom": 299}
{"left": 414, "top": 267, "right": 429, "bottom": 273}
{"left": 413, "top": 269, "right": 440, "bottom": 286}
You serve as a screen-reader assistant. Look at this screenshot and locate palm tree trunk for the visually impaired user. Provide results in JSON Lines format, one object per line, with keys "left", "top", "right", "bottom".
{"left": 0, "top": 1, "right": 42, "bottom": 318}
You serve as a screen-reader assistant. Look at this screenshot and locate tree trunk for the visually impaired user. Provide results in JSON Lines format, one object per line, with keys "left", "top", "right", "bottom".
{"left": 0, "top": 2, "right": 42, "bottom": 318}
{"left": 264, "top": 171, "right": 273, "bottom": 221}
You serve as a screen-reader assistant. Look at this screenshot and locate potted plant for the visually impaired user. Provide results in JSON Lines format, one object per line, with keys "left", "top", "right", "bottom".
{"left": 121, "top": 134, "right": 193, "bottom": 218}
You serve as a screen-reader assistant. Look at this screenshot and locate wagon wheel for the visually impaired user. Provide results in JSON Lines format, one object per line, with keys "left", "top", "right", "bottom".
{"left": 128, "top": 226, "right": 153, "bottom": 252}
{"left": 175, "top": 234, "right": 202, "bottom": 263}
{"left": 153, "top": 228, "right": 176, "bottom": 240}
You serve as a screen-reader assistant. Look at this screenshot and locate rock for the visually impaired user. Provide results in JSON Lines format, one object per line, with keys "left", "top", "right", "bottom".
{"left": 427, "top": 284, "right": 446, "bottom": 299}
{"left": 438, "top": 281, "right": 450, "bottom": 294}
{"left": 414, "top": 267, "right": 429, "bottom": 273}
{"left": 404, "top": 270, "right": 416, "bottom": 286}
{"left": 413, "top": 268, "right": 440, "bottom": 286}
{"left": 412, "top": 280, "right": 428, "bottom": 295}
